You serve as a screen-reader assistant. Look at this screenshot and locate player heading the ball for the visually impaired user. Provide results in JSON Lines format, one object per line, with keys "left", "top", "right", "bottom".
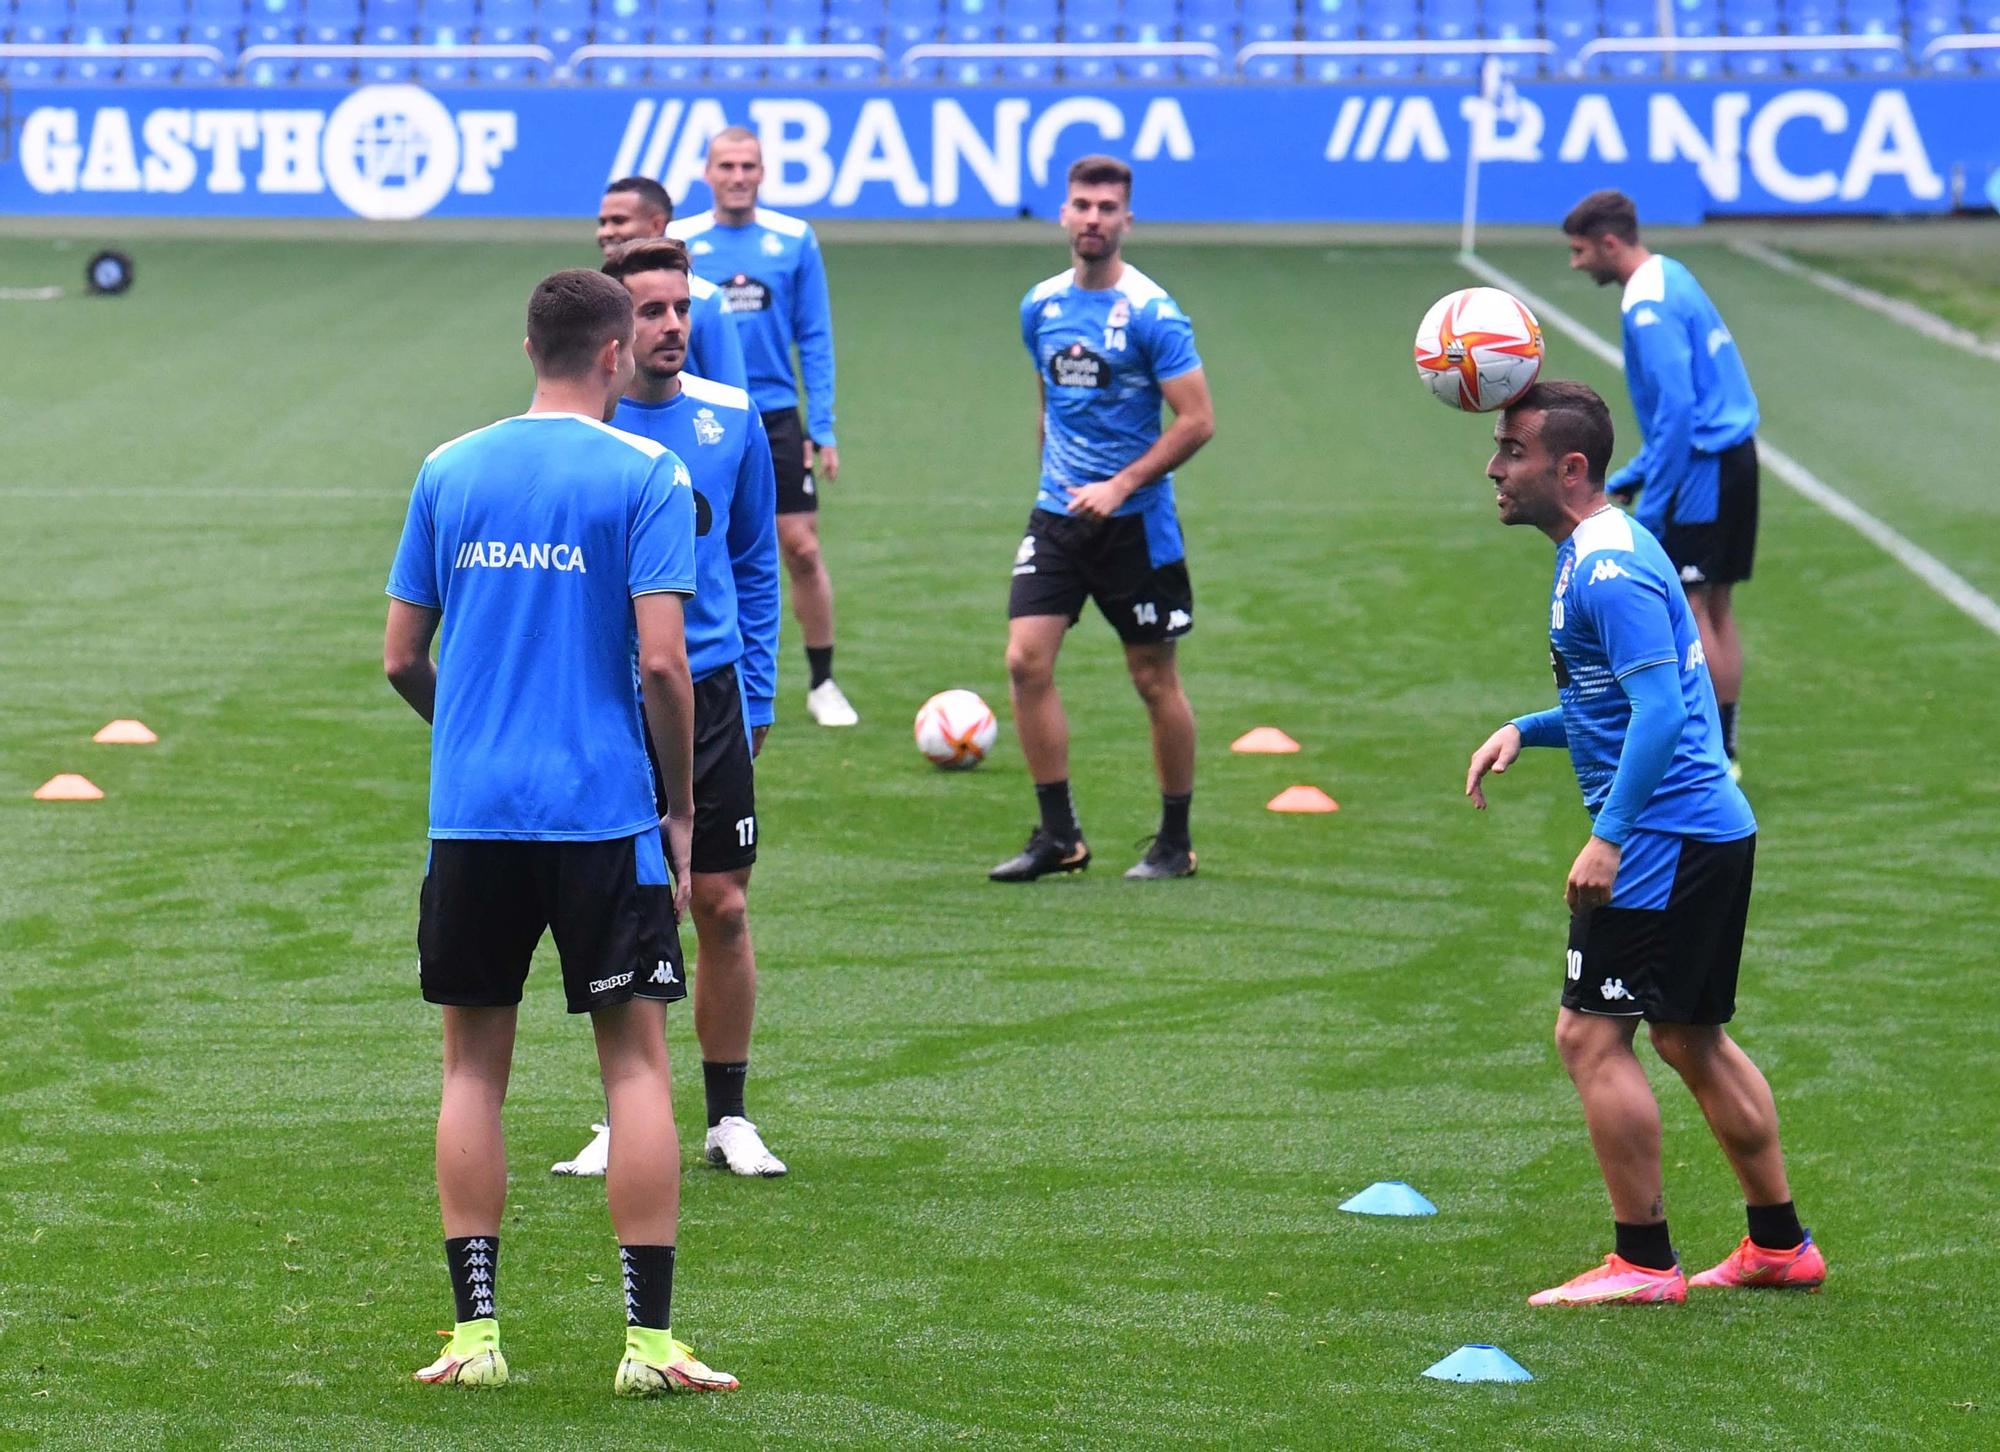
{"left": 1464, "top": 379, "right": 1824, "bottom": 1306}
{"left": 992, "top": 155, "right": 1217, "bottom": 883}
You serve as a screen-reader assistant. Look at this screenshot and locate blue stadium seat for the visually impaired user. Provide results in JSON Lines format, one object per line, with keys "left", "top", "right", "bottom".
{"left": 301, "top": 54, "right": 357, "bottom": 81}
{"left": 7, "top": 0, "right": 71, "bottom": 47}
{"left": 1672, "top": 0, "right": 1722, "bottom": 36}
{"left": 367, "top": 0, "right": 419, "bottom": 44}
{"left": 1064, "top": 0, "right": 1120, "bottom": 43}
{"left": 594, "top": 0, "right": 658, "bottom": 47}
{"left": 887, "top": 0, "right": 940, "bottom": 49}
{"left": 1241, "top": 0, "right": 1297, "bottom": 78}
{"left": 246, "top": 0, "right": 299, "bottom": 47}
{"left": 1779, "top": 0, "right": 1837, "bottom": 34}
{"left": 1483, "top": 0, "right": 1538, "bottom": 33}
{"left": 1543, "top": 0, "right": 1601, "bottom": 52}
{"left": 944, "top": 0, "right": 1001, "bottom": 44}
{"left": 478, "top": 0, "right": 535, "bottom": 43}
{"left": 422, "top": 0, "right": 480, "bottom": 42}
{"left": 1006, "top": 0, "right": 1059, "bottom": 44}
{"left": 1427, "top": 0, "right": 1480, "bottom": 41}
{"left": 1599, "top": 0, "right": 1657, "bottom": 38}
{"left": 1356, "top": 0, "right": 1420, "bottom": 79}
{"left": 131, "top": 0, "right": 190, "bottom": 44}
{"left": 1720, "top": 0, "right": 1781, "bottom": 34}
{"left": 827, "top": 0, "right": 883, "bottom": 78}
{"left": 772, "top": 0, "right": 828, "bottom": 79}
{"left": 301, "top": 0, "right": 362, "bottom": 45}
{"left": 537, "top": 0, "right": 591, "bottom": 49}
{"left": 712, "top": 4, "right": 767, "bottom": 83}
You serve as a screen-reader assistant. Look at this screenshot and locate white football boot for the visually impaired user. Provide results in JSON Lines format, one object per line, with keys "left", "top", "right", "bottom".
{"left": 805, "top": 679, "right": 859, "bottom": 727}
{"left": 704, "top": 1116, "right": 788, "bottom": 1177}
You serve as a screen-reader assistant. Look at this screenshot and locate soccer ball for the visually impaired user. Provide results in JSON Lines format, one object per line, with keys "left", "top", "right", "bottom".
{"left": 914, "top": 689, "right": 998, "bottom": 771}
{"left": 1413, "top": 286, "right": 1544, "bottom": 412}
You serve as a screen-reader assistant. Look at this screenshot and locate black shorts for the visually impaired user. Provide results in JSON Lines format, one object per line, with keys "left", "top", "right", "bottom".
{"left": 762, "top": 407, "right": 816, "bottom": 515}
{"left": 418, "top": 833, "right": 686, "bottom": 1015}
{"left": 642, "top": 664, "right": 759, "bottom": 874}
{"left": 1562, "top": 834, "right": 1756, "bottom": 1025}
{"left": 1007, "top": 507, "right": 1194, "bottom": 645}
{"left": 1661, "top": 438, "right": 1759, "bottom": 588}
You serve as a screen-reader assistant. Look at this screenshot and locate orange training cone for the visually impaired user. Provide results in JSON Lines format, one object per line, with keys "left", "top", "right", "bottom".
{"left": 1267, "top": 785, "right": 1338, "bottom": 814}
{"left": 34, "top": 774, "right": 104, "bottom": 801}
{"left": 93, "top": 719, "right": 158, "bottom": 745}
{"left": 1231, "top": 726, "right": 1301, "bottom": 754}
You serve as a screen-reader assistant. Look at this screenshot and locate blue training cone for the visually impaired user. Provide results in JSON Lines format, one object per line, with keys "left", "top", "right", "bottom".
{"left": 1422, "top": 1345, "right": 1533, "bottom": 1383}
{"left": 1338, "top": 1180, "right": 1437, "bottom": 1217}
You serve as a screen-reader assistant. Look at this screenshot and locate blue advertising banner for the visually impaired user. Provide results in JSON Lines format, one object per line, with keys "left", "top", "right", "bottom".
{"left": 3, "top": 78, "right": 1994, "bottom": 222}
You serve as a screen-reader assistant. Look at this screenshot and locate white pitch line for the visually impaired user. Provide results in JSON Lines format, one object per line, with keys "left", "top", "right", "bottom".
{"left": 1727, "top": 239, "right": 2000, "bottom": 364}
{"left": 1459, "top": 250, "right": 2000, "bottom": 643}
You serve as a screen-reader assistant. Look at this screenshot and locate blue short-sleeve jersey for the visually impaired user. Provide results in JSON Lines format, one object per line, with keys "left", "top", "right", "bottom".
{"left": 612, "top": 375, "right": 782, "bottom": 729}
{"left": 1021, "top": 263, "right": 1202, "bottom": 521}
{"left": 1548, "top": 507, "right": 1755, "bottom": 842}
{"left": 669, "top": 207, "right": 837, "bottom": 444}
{"left": 386, "top": 413, "right": 697, "bottom": 841}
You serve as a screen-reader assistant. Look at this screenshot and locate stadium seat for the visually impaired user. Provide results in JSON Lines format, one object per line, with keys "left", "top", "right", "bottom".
{"left": 1543, "top": 0, "right": 1601, "bottom": 52}
{"left": 184, "top": 0, "right": 244, "bottom": 57}
{"left": 711, "top": 4, "right": 767, "bottom": 83}
{"left": 131, "top": 0, "right": 191, "bottom": 45}
{"left": 7, "top": 0, "right": 70, "bottom": 48}
{"left": 1356, "top": 0, "right": 1421, "bottom": 79}
{"left": 826, "top": 0, "right": 883, "bottom": 78}
{"left": 301, "top": 0, "right": 362, "bottom": 45}
{"left": 537, "top": 0, "right": 592, "bottom": 50}
{"left": 769, "top": 0, "right": 827, "bottom": 80}
{"left": 1240, "top": 0, "right": 1298, "bottom": 78}
{"left": 477, "top": 0, "right": 534, "bottom": 43}
{"left": 421, "top": 0, "right": 479, "bottom": 41}
{"left": 366, "top": 0, "right": 419, "bottom": 45}
{"left": 1482, "top": 0, "right": 1538, "bottom": 34}
{"left": 1720, "top": 0, "right": 1781, "bottom": 34}
{"left": 594, "top": 0, "right": 657, "bottom": 47}
{"left": 1672, "top": 0, "right": 1722, "bottom": 36}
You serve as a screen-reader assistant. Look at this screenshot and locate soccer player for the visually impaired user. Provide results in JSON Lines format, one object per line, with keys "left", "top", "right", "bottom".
{"left": 554, "top": 237, "right": 788, "bottom": 1179}
{"left": 668, "top": 129, "right": 856, "bottom": 728}
{"left": 991, "top": 155, "right": 1216, "bottom": 883}
{"left": 594, "top": 175, "right": 749, "bottom": 394}
{"left": 1464, "top": 380, "right": 1825, "bottom": 1305}
{"left": 383, "top": 268, "right": 737, "bottom": 1394}
{"left": 1563, "top": 190, "right": 1760, "bottom": 775}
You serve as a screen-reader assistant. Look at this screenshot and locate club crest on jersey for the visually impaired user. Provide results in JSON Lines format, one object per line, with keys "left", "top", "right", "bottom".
{"left": 1050, "top": 341, "right": 1111, "bottom": 390}
{"left": 761, "top": 232, "right": 784, "bottom": 256}
{"left": 1042, "top": 300, "right": 1062, "bottom": 319}
{"left": 722, "top": 273, "right": 770, "bottom": 314}
{"left": 1106, "top": 298, "right": 1130, "bottom": 329}
{"left": 690, "top": 239, "right": 714, "bottom": 255}
{"left": 1555, "top": 558, "right": 1573, "bottom": 599}
{"left": 692, "top": 408, "right": 724, "bottom": 446}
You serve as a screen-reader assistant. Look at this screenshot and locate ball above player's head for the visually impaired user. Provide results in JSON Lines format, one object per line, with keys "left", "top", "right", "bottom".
{"left": 914, "top": 690, "right": 998, "bottom": 771}
{"left": 1413, "top": 286, "right": 1544, "bottom": 412}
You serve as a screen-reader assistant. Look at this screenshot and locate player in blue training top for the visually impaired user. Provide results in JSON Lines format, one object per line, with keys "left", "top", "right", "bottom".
{"left": 1464, "top": 380, "right": 1825, "bottom": 1307}
{"left": 670, "top": 128, "right": 857, "bottom": 729}
{"left": 551, "top": 237, "right": 789, "bottom": 1182}
{"left": 594, "top": 175, "right": 748, "bottom": 394}
{"left": 991, "top": 155, "right": 1217, "bottom": 884}
{"left": 1564, "top": 190, "right": 1760, "bottom": 775}
{"left": 383, "top": 269, "right": 739, "bottom": 1396}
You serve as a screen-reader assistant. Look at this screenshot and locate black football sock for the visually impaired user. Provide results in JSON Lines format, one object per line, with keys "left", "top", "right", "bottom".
{"left": 1746, "top": 1200, "right": 1805, "bottom": 1251}
{"left": 619, "top": 1244, "right": 676, "bottom": 1330}
{"left": 702, "top": 1059, "right": 749, "bottom": 1128}
{"left": 1613, "top": 1219, "right": 1676, "bottom": 1273}
{"left": 1719, "top": 701, "right": 1739, "bottom": 760}
{"left": 806, "top": 645, "right": 834, "bottom": 689}
{"left": 1159, "top": 791, "right": 1192, "bottom": 848}
{"left": 1034, "top": 779, "right": 1079, "bottom": 843}
{"left": 445, "top": 1235, "right": 498, "bottom": 1323}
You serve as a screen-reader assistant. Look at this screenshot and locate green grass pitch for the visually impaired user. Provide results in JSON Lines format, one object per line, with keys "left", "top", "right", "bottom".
{"left": 0, "top": 226, "right": 1996, "bottom": 1450}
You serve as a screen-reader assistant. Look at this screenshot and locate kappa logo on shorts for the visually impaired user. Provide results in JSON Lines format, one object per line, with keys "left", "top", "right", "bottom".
{"left": 649, "top": 960, "right": 679, "bottom": 986}
{"left": 589, "top": 971, "right": 634, "bottom": 994}
{"left": 1680, "top": 563, "right": 1707, "bottom": 584}
{"left": 1600, "top": 977, "right": 1635, "bottom": 1002}
{"left": 1013, "top": 534, "right": 1037, "bottom": 575}
{"left": 1167, "top": 608, "right": 1191, "bottom": 631}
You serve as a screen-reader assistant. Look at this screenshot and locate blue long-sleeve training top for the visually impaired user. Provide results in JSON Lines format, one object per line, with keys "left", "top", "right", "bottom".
{"left": 668, "top": 207, "right": 838, "bottom": 445}
{"left": 686, "top": 275, "right": 749, "bottom": 394}
{"left": 1611, "top": 255, "right": 1759, "bottom": 534}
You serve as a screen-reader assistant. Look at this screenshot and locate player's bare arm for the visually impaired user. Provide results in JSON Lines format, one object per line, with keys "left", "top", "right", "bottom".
{"left": 383, "top": 600, "right": 441, "bottom": 723}
{"left": 1464, "top": 722, "right": 1523, "bottom": 810}
{"left": 1068, "top": 368, "right": 1216, "bottom": 520}
{"left": 636, "top": 590, "right": 696, "bottom": 916}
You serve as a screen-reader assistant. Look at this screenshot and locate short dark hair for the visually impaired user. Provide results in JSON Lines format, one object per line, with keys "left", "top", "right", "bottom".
{"left": 1561, "top": 189, "right": 1640, "bottom": 244}
{"left": 1509, "top": 380, "right": 1615, "bottom": 485}
{"left": 526, "top": 268, "right": 633, "bottom": 378}
{"left": 1067, "top": 154, "right": 1133, "bottom": 197}
{"left": 602, "top": 237, "right": 691, "bottom": 283}
{"left": 605, "top": 175, "right": 673, "bottom": 222}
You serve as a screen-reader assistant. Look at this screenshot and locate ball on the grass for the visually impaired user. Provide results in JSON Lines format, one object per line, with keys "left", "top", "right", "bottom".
{"left": 914, "top": 689, "right": 997, "bottom": 771}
